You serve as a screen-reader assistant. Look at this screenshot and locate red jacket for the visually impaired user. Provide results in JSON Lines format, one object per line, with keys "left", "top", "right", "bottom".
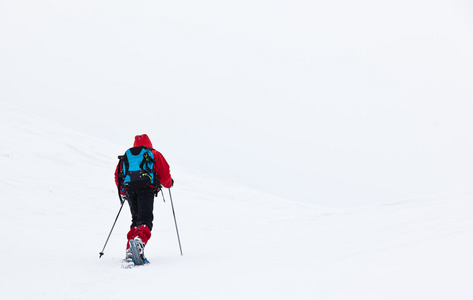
{"left": 115, "top": 134, "right": 173, "bottom": 190}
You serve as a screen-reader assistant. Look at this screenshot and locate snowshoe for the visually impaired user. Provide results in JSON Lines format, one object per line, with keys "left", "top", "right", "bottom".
{"left": 128, "top": 237, "right": 148, "bottom": 265}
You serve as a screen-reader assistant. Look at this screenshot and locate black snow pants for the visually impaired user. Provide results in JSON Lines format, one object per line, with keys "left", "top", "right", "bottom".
{"left": 126, "top": 187, "right": 156, "bottom": 230}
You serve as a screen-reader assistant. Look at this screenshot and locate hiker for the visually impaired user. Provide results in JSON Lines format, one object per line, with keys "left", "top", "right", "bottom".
{"left": 114, "top": 134, "right": 173, "bottom": 262}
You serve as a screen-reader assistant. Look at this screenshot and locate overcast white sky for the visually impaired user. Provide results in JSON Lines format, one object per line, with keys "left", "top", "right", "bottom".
{"left": 2, "top": 0, "right": 473, "bottom": 206}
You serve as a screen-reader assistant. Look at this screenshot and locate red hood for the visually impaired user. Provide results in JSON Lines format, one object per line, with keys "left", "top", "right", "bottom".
{"left": 133, "top": 134, "right": 154, "bottom": 148}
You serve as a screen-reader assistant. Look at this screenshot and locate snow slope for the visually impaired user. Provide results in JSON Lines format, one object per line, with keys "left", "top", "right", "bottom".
{"left": 2, "top": 103, "right": 473, "bottom": 299}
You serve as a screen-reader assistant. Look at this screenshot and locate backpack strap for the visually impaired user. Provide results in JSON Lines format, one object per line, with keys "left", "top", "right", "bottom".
{"left": 117, "top": 155, "right": 126, "bottom": 193}
{"left": 139, "top": 151, "right": 153, "bottom": 173}
{"left": 119, "top": 154, "right": 129, "bottom": 178}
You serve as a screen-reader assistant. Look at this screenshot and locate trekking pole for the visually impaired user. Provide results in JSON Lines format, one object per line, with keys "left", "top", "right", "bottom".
{"left": 168, "top": 189, "right": 183, "bottom": 256}
{"left": 99, "top": 191, "right": 125, "bottom": 258}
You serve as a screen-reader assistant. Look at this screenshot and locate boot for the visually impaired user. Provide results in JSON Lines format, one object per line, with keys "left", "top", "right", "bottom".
{"left": 134, "top": 237, "right": 148, "bottom": 263}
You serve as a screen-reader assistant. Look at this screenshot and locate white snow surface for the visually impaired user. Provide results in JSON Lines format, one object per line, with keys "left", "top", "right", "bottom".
{"left": 1, "top": 101, "right": 473, "bottom": 299}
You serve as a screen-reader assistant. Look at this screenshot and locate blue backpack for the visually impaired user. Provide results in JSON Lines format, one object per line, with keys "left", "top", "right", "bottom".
{"left": 119, "top": 146, "right": 158, "bottom": 190}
